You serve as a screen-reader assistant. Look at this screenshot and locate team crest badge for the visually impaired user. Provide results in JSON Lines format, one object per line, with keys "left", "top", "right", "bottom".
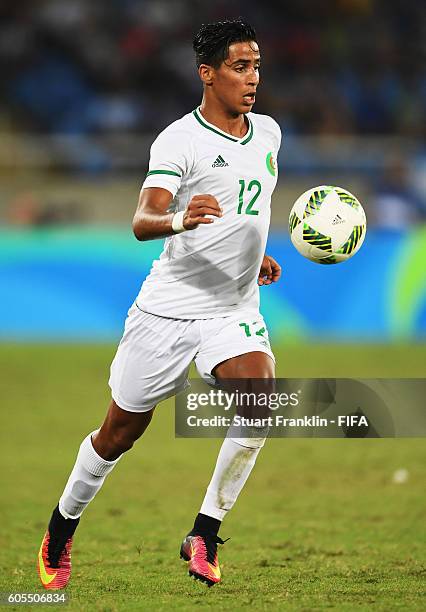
{"left": 266, "top": 152, "right": 277, "bottom": 176}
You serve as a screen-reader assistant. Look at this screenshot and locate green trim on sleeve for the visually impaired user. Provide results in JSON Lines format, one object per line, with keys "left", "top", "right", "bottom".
{"left": 146, "top": 170, "right": 181, "bottom": 177}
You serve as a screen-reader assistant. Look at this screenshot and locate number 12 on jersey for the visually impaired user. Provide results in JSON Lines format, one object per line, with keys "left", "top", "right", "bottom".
{"left": 237, "top": 179, "right": 262, "bottom": 215}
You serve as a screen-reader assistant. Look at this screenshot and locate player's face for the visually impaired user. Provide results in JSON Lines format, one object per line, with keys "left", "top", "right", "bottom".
{"left": 211, "top": 41, "right": 260, "bottom": 115}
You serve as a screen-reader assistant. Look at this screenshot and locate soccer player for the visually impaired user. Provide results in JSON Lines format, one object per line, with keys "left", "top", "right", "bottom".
{"left": 37, "top": 19, "right": 282, "bottom": 589}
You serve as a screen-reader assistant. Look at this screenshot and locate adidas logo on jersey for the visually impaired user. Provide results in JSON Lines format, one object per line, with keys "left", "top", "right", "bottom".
{"left": 212, "top": 155, "right": 229, "bottom": 167}
{"left": 332, "top": 214, "right": 345, "bottom": 225}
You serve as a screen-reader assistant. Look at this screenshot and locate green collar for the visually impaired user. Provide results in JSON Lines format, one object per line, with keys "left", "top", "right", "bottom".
{"left": 193, "top": 107, "right": 254, "bottom": 145}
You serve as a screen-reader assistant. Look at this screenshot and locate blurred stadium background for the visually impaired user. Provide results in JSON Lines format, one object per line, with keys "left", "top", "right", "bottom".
{"left": 0, "top": 0, "right": 425, "bottom": 348}
{"left": 1, "top": 3, "right": 425, "bottom": 607}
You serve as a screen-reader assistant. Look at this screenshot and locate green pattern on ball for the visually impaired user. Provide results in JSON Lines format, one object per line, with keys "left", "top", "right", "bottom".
{"left": 303, "top": 223, "right": 333, "bottom": 252}
{"left": 317, "top": 255, "right": 337, "bottom": 264}
{"left": 336, "top": 188, "right": 360, "bottom": 210}
{"left": 289, "top": 211, "right": 301, "bottom": 234}
{"left": 337, "top": 225, "right": 365, "bottom": 255}
{"left": 303, "top": 187, "right": 334, "bottom": 218}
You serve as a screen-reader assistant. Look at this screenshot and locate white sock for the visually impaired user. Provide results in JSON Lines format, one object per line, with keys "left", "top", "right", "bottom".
{"left": 199, "top": 435, "right": 266, "bottom": 521}
{"left": 58, "top": 431, "right": 121, "bottom": 519}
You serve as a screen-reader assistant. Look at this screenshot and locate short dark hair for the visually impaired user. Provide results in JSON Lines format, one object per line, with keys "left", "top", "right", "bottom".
{"left": 193, "top": 19, "right": 257, "bottom": 69}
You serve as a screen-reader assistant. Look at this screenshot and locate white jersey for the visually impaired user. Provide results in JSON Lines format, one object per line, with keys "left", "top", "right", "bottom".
{"left": 136, "top": 107, "right": 281, "bottom": 319}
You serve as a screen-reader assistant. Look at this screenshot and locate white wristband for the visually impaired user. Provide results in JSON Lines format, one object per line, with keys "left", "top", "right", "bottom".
{"left": 172, "top": 210, "right": 186, "bottom": 233}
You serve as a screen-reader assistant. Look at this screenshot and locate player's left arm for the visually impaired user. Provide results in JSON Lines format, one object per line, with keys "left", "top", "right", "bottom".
{"left": 258, "top": 254, "right": 281, "bottom": 286}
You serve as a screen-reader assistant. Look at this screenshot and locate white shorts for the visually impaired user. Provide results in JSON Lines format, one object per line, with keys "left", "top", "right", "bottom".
{"left": 109, "top": 303, "right": 275, "bottom": 412}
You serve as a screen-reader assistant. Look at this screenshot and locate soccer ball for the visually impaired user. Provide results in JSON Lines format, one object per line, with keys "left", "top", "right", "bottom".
{"left": 288, "top": 186, "right": 367, "bottom": 264}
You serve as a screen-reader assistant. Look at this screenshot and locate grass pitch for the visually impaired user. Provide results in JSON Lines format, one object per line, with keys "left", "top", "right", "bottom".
{"left": 0, "top": 343, "right": 425, "bottom": 611}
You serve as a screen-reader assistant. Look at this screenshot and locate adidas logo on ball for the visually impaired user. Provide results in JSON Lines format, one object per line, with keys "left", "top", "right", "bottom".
{"left": 332, "top": 214, "right": 345, "bottom": 225}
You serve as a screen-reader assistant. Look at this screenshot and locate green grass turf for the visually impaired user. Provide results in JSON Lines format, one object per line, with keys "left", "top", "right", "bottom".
{"left": 0, "top": 343, "right": 425, "bottom": 611}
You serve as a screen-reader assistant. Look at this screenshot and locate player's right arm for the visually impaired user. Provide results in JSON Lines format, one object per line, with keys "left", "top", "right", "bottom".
{"left": 132, "top": 189, "right": 222, "bottom": 241}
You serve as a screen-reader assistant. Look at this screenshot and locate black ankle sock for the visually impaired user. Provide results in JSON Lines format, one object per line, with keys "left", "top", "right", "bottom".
{"left": 48, "top": 505, "right": 80, "bottom": 539}
{"left": 193, "top": 513, "right": 221, "bottom": 536}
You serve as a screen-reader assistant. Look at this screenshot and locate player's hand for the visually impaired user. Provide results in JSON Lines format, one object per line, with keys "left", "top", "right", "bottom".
{"left": 183, "top": 194, "right": 222, "bottom": 230}
{"left": 258, "top": 255, "right": 281, "bottom": 286}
